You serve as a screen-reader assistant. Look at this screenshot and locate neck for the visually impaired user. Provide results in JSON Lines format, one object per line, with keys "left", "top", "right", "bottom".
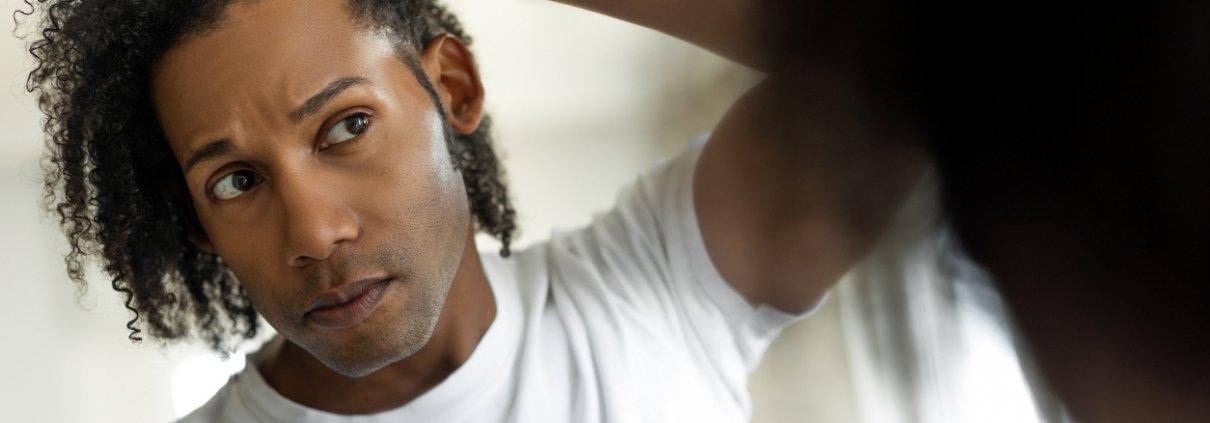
{"left": 257, "top": 231, "right": 496, "bottom": 414}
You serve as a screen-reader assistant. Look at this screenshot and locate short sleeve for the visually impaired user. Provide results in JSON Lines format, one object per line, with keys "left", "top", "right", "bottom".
{"left": 647, "top": 135, "right": 824, "bottom": 366}
{"left": 544, "top": 135, "right": 826, "bottom": 390}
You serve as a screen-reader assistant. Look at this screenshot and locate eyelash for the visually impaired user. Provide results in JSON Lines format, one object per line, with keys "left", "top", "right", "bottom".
{"left": 205, "top": 110, "right": 375, "bottom": 202}
{"left": 319, "top": 111, "right": 374, "bottom": 150}
{"left": 207, "top": 168, "right": 261, "bottom": 202}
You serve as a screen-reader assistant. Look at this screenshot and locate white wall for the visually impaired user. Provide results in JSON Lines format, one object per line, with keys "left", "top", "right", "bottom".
{"left": 0, "top": 0, "right": 858, "bottom": 421}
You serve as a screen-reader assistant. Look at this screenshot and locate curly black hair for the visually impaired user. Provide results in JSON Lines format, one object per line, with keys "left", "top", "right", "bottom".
{"left": 20, "top": 0, "right": 516, "bottom": 353}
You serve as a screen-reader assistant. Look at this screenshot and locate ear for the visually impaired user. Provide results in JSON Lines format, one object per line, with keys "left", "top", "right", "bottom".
{"left": 418, "top": 34, "right": 485, "bottom": 135}
{"left": 167, "top": 183, "right": 215, "bottom": 253}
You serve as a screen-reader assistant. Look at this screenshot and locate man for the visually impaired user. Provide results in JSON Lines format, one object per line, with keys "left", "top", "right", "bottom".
{"left": 26, "top": 0, "right": 923, "bottom": 421}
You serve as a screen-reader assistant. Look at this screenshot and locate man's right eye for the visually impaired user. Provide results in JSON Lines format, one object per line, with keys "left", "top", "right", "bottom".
{"left": 210, "top": 169, "right": 262, "bottom": 200}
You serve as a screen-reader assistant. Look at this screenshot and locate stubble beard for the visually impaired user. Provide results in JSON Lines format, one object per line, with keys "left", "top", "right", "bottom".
{"left": 316, "top": 283, "right": 449, "bottom": 378}
{"left": 311, "top": 134, "right": 470, "bottom": 378}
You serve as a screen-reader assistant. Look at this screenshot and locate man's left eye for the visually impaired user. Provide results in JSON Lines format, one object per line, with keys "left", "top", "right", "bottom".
{"left": 322, "top": 112, "right": 371, "bottom": 148}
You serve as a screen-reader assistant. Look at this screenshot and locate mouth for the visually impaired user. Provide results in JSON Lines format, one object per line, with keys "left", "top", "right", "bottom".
{"left": 304, "top": 277, "right": 393, "bottom": 330}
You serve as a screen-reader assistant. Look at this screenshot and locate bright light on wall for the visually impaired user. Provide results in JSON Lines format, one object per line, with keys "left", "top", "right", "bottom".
{"left": 172, "top": 353, "right": 246, "bottom": 418}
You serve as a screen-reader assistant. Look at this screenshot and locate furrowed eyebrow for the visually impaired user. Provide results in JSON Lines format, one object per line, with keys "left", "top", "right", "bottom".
{"left": 184, "top": 138, "right": 235, "bottom": 173}
{"left": 181, "top": 77, "right": 368, "bottom": 174}
{"left": 289, "top": 76, "right": 370, "bottom": 123}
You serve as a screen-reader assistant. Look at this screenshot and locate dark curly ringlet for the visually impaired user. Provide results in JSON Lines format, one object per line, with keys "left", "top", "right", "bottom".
{"left": 20, "top": 0, "right": 517, "bottom": 354}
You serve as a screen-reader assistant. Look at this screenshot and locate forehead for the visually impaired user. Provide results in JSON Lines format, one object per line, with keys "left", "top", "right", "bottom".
{"left": 152, "top": 0, "right": 399, "bottom": 157}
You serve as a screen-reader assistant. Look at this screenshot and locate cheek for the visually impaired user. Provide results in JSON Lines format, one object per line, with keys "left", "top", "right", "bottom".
{"left": 364, "top": 151, "right": 467, "bottom": 252}
{"left": 369, "top": 111, "right": 466, "bottom": 214}
{"left": 364, "top": 116, "right": 469, "bottom": 264}
{"left": 205, "top": 235, "right": 300, "bottom": 323}
{"left": 204, "top": 220, "right": 273, "bottom": 277}
{"left": 223, "top": 257, "right": 290, "bottom": 311}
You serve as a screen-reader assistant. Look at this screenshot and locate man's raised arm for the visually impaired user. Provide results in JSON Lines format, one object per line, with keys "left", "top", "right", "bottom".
{"left": 551, "top": 0, "right": 767, "bottom": 70}
{"left": 550, "top": 0, "right": 930, "bottom": 313}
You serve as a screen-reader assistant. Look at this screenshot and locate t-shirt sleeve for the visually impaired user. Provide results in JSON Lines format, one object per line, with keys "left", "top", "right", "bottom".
{"left": 546, "top": 135, "right": 826, "bottom": 374}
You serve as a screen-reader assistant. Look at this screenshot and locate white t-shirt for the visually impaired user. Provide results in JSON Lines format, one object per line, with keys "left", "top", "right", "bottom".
{"left": 180, "top": 137, "right": 822, "bottom": 422}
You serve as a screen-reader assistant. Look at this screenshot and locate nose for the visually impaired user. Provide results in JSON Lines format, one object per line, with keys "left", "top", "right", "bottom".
{"left": 277, "top": 169, "right": 361, "bottom": 268}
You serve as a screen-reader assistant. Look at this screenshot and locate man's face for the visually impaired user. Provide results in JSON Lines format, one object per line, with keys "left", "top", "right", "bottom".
{"left": 152, "top": 0, "right": 471, "bottom": 376}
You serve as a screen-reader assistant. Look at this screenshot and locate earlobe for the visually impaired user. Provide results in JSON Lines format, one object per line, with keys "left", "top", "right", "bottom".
{"left": 419, "top": 34, "right": 485, "bottom": 135}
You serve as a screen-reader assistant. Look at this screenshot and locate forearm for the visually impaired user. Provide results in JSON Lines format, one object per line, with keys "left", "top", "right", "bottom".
{"left": 549, "top": 0, "right": 768, "bottom": 70}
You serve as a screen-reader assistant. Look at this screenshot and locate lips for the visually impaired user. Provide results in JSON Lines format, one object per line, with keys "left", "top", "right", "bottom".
{"left": 305, "top": 277, "right": 393, "bottom": 330}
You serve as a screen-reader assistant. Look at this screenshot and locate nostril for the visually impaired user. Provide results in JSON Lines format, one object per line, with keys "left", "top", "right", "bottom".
{"left": 288, "top": 243, "right": 340, "bottom": 268}
{"left": 279, "top": 185, "right": 360, "bottom": 267}
{"left": 289, "top": 255, "right": 312, "bottom": 268}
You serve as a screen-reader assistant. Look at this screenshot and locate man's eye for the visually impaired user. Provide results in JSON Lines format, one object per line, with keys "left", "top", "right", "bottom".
{"left": 322, "top": 112, "right": 371, "bottom": 148}
{"left": 210, "top": 169, "right": 262, "bottom": 200}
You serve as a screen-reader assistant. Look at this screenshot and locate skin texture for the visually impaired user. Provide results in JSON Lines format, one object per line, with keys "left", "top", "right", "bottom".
{"left": 153, "top": 0, "right": 494, "bottom": 413}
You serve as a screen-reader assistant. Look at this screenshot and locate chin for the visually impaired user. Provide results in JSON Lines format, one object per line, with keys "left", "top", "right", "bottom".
{"left": 314, "top": 311, "right": 444, "bottom": 378}
{"left": 323, "top": 355, "right": 401, "bottom": 378}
